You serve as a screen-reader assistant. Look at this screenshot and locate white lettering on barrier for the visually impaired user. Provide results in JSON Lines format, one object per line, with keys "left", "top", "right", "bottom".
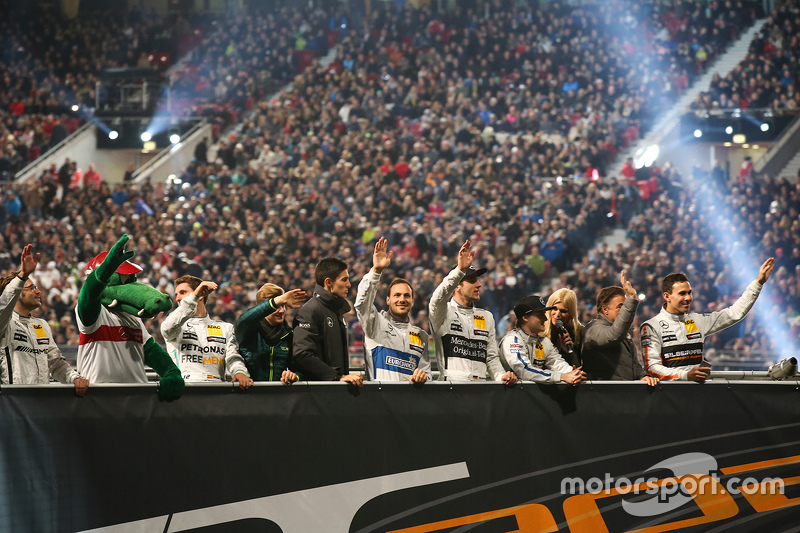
{"left": 75, "top": 463, "right": 470, "bottom": 533}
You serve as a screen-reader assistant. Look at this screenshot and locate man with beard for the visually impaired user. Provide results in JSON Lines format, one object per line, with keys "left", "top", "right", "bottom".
{"left": 0, "top": 245, "right": 88, "bottom": 395}
{"left": 355, "top": 238, "right": 430, "bottom": 383}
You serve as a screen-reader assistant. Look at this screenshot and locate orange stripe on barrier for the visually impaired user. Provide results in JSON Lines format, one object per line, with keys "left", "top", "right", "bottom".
{"left": 720, "top": 454, "right": 800, "bottom": 475}
{"left": 386, "top": 503, "right": 557, "bottom": 533}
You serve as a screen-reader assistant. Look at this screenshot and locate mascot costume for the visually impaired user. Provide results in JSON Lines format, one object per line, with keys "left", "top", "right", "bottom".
{"left": 76, "top": 234, "right": 184, "bottom": 400}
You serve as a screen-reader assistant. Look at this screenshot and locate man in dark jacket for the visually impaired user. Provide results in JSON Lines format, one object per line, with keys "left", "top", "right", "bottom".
{"left": 582, "top": 272, "right": 658, "bottom": 385}
{"left": 292, "top": 258, "right": 363, "bottom": 385}
{"left": 236, "top": 283, "right": 306, "bottom": 382}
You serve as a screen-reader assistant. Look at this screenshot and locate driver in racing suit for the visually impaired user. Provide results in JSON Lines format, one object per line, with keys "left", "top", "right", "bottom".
{"left": 1, "top": 245, "right": 89, "bottom": 395}
{"left": 641, "top": 258, "right": 774, "bottom": 382}
{"left": 429, "top": 240, "right": 517, "bottom": 384}
{"left": 355, "top": 237, "right": 430, "bottom": 383}
{"left": 161, "top": 275, "right": 252, "bottom": 387}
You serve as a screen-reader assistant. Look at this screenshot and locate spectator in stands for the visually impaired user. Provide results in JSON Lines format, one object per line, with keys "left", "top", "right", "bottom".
{"left": 499, "top": 294, "right": 586, "bottom": 386}
{"left": 582, "top": 271, "right": 658, "bottom": 385}
{"left": 0, "top": 244, "right": 89, "bottom": 395}
{"left": 84, "top": 163, "right": 102, "bottom": 190}
{"left": 429, "top": 240, "right": 517, "bottom": 385}
{"left": 160, "top": 275, "right": 252, "bottom": 387}
{"left": 543, "top": 288, "right": 583, "bottom": 367}
{"left": 292, "top": 257, "right": 362, "bottom": 385}
{"left": 641, "top": 259, "right": 775, "bottom": 382}
{"left": 235, "top": 283, "right": 306, "bottom": 383}
{"left": 123, "top": 163, "right": 135, "bottom": 182}
{"left": 355, "top": 237, "right": 430, "bottom": 383}
{"left": 57, "top": 158, "right": 72, "bottom": 196}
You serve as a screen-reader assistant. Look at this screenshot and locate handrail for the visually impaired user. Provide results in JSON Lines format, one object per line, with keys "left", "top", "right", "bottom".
{"left": 3, "top": 379, "right": 798, "bottom": 391}
{"left": 130, "top": 118, "right": 207, "bottom": 183}
{"left": 13, "top": 120, "right": 94, "bottom": 183}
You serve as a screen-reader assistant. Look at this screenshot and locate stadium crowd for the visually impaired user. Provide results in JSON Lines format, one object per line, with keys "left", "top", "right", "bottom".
{"left": 691, "top": 0, "right": 800, "bottom": 111}
{"left": 2, "top": 0, "right": 795, "bottom": 373}
{"left": 0, "top": 5, "right": 185, "bottom": 175}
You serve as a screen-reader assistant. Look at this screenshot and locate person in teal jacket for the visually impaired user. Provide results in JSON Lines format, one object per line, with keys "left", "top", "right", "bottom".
{"left": 235, "top": 283, "right": 306, "bottom": 383}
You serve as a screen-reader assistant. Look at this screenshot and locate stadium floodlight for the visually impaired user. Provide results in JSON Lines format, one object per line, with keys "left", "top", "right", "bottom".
{"left": 634, "top": 144, "right": 659, "bottom": 168}
{"left": 108, "top": 130, "right": 119, "bottom": 140}
{"left": 693, "top": 129, "right": 703, "bottom": 138}
{"left": 141, "top": 132, "right": 152, "bottom": 142}
{"left": 725, "top": 126, "right": 733, "bottom": 135}
{"left": 760, "top": 123, "right": 769, "bottom": 132}
{"left": 170, "top": 133, "right": 181, "bottom": 144}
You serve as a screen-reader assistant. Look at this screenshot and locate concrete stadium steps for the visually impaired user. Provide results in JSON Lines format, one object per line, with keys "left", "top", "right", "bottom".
{"left": 607, "top": 18, "right": 768, "bottom": 180}
{"left": 777, "top": 148, "right": 800, "bottom": 179}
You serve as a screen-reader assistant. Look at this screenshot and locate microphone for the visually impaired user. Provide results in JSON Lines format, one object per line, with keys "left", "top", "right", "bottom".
{"left": 555, "top": 320, "right": 574, "bottom": 355}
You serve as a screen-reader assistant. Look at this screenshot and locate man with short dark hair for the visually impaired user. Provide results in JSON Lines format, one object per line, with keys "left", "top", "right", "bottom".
{"left": 0, "top": 245, "right": 89, "bottom": 395}
{"left": 499, "top": 295, "right": 586, "bottom": 385}
{"left": 582, "top": 271, "right": 657, "bottom": 384}
{"left": 429, "top": 240, "right": 517, "bottom": 384}
{"left": 160, "top": 275, "right": 252, "bottom": 387}
{"left": 293, "top": 258, "right": 362, "bottom": 385}
{"left": 641, "top": 258, "right": 775, "bottom": 382}
{"left": 355, "top": 238, "right": 430, "bottom": 383}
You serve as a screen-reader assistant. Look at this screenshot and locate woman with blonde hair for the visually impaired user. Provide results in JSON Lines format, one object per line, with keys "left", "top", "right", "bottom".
{"left": 543, "top": 288, "right": 583, "bottom": 367}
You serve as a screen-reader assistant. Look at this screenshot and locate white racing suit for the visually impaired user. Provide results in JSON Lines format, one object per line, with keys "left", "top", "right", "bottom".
{"left": 354, "top": 270, "right": 431, "bottom": 381}
{"left": 0, "top": 276, "right": 25, "bottom": 383}
{"left": 499, "top": 327, "right": 573, "bottom": 383}
{"left": 5, "top": 311, "right": 81, "bottom": 385}
{"left": 641, "top": 280, "right": 763, "bottom": 380}
{"left": 160, "top": 293, "right": 249, "bottom": 382}
{"left": 429, "top": 267, "right": 505, "bottom": 381}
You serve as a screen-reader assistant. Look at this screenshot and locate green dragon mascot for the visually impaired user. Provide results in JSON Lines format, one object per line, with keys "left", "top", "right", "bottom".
{"left": 76, "top": 234, "right": 184, "bottom": 400}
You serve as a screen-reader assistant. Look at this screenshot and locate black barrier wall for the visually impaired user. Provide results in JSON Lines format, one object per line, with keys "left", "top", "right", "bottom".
{"left": 2, "top": 381, "right": 800, "bottom": 532}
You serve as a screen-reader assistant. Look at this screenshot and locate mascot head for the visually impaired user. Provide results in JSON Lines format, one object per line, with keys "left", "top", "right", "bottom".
{"left": 86, "top": 249, "right": 171, "bottom": 319}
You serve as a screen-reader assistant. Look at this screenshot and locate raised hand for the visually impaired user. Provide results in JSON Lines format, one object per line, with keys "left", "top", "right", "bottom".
{"left": 372, "top": 237, "right": 393, "bottom": 273}
{"left": 621, "top": 270, "right": 637, "bottom": 299}
{"left": 106, "top": 234, "right": 136, "bottom": 272}
{"left": 457, "top": 240, "right": 476, "bottom": 272}
{"left": 756, "top": 257, "right": 775, "bottom": 284}
{"left": 193, "top": 281, "right": 218, "bottom": 300}
{"left": 275, "top": 288, "right": 307, "bottom": 309}
{"left": 19, "top": 244, "right": 41, "bottom": 279}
